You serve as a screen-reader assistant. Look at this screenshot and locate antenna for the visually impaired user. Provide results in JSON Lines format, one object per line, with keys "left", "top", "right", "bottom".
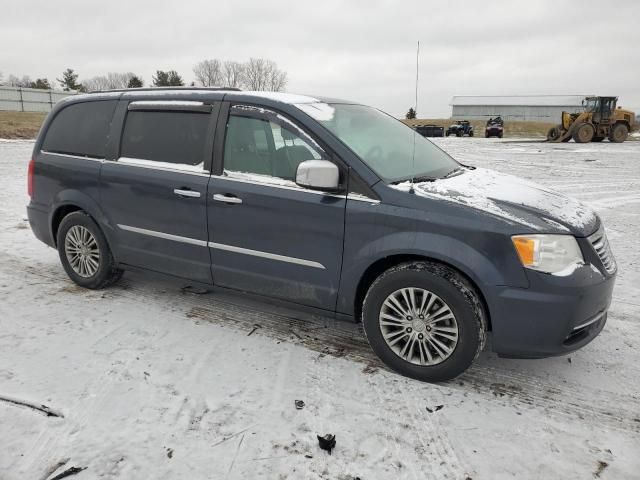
{"left": 410, "top": 40, "right": 419, "bottom": 194}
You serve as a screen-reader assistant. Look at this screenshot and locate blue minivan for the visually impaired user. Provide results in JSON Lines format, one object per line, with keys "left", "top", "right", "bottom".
{"left": 27, "top": 88, "right": 616, "bottom": 381}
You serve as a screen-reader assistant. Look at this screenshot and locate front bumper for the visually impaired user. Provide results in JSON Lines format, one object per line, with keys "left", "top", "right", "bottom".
{"left": 486, "top": 263, "right": 615, "bottom": 358}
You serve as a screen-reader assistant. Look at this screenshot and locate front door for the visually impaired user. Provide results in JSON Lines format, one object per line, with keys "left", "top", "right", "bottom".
{"left": 207, "top": 104, "right": 346, "bottom": 310}
{"left": 100, "top": 101, "right": 217, "bottom": 283}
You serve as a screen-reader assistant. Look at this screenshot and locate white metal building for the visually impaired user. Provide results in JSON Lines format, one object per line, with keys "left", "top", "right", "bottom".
{"left": 0, "top": 86, "right": 75, "bottom": 113}
{"left": 450, "top": 95, "right": 587, "bottom": 122}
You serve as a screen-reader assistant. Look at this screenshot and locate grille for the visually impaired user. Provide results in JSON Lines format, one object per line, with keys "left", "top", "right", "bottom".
{"left": 589, "top": 227, "right": 616, "bottom": 274}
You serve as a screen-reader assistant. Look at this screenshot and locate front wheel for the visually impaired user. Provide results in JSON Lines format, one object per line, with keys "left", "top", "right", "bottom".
{"left": 362, "top": 262, "right": 486, "bottom": 382}
{"left": 57, "top": 211, "right": 123, "bottom": 289}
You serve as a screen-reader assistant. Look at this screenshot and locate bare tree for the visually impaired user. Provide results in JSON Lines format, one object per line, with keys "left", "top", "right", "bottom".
{"left": 193, "top": 59, "right": 223, "bottom": 87}
{"left": 243, "top": 58, "right": 268, "bottom": 90}
{"left": 82, "top": 76, "right": 111, "bottom": 92}
{"left": 82, "top": 72, "right": 137, "bottom": 91}
{"left": 243, "top": 58, "right": 287, "bottom": 91}
{"left": 6, "top": 74, "right": 33, "bottom": 88}
{"left": 222, "top": 61, "right": 245, "bottom": 88}
{"left": 267, "top": 67, "right": 287, "bottom": 92}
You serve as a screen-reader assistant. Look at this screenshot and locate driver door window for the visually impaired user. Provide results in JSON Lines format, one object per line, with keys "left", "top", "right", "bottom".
{"left": 223, "top": 105, "right": 326, "bottom": 184}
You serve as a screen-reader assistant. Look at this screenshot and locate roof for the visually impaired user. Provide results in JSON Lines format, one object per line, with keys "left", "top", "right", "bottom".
{"left": 451, "top": 95, "right": 589, "bottom": 107}
{"left": 84, "top": 88, "right": 352, "bottom": 106}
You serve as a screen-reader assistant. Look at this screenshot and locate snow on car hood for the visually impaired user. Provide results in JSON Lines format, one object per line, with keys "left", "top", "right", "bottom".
{"left": 391, "top": 167, "right": 598, "bottom": 235}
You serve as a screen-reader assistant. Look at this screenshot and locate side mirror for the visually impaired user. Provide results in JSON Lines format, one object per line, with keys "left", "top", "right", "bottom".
{"left": 296, "top": 160, "right": 340, "bottom": 192}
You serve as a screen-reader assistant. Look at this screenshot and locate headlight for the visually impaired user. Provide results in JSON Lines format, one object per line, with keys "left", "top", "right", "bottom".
{"left": 512, "top": 234, "right": 583, "bottom": 274}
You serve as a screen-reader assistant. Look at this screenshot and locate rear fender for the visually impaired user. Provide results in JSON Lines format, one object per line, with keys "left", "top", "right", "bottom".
{"left": 49, "top": 190, "right": 116, "bottom": 249}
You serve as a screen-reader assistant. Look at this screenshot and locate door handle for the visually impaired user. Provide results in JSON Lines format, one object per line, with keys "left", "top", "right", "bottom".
{"left": 213, "top": 193, "right": 243, "bottom": 204}
{"left": 174, "top": 188, "right": 201, "bottom": 198}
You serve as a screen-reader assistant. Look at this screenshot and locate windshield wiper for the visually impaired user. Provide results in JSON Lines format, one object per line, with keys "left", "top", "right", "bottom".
{"left": 442, "top": 167, "right": 465, "bottom": 179}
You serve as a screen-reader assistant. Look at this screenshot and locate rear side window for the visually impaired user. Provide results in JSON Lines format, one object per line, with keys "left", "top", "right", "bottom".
{"left": 120, "top": 111, "right": 209, "bottom": 167}
{"left": 43, "top": 100, "right": 117, "bottom": 158}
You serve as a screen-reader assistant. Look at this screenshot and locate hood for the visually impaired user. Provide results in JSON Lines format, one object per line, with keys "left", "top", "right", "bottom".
{"left": 391, "top": 167, "right": 598, "bottom": 236}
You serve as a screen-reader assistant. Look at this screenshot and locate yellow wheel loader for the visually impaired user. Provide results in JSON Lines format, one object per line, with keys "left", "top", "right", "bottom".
{"left": 546, "top": 96, "right": 637, "bottom": 143}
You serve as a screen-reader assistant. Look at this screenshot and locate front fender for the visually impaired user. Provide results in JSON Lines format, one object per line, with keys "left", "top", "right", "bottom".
{"left": 337, "top": 230, "right": 529, "bottom": 316}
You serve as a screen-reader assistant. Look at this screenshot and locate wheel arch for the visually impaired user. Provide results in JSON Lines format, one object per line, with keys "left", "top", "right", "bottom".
{"left": 49, "top": 190, "right": 115, "bottom": 248}
{"left": 352, "top": 254, "right": 493, "bottom": 331}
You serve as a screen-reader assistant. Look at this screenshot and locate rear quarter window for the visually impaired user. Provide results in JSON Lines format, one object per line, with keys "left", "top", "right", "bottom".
{"left": 42, "top": 100, "right": 117, "bottom": 158}
{"left": 120, "top": 111, "right": 209, "bottom": 167}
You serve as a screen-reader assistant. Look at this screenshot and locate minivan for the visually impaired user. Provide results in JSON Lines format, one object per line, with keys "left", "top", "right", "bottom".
{"left": 27, "top": 88, "right": 616, "bottom": 382}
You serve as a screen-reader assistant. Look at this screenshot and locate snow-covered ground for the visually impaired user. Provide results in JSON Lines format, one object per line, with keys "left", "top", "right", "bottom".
{"left": 1, "top": 138, "right": 639, "bottom": 480}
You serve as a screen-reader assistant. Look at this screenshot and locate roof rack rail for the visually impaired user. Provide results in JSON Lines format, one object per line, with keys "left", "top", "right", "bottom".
{"left": 88, "top": 86, "right": 242, "bottom": 94}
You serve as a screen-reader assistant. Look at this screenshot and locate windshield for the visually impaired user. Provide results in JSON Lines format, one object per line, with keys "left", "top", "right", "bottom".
{"left": 297, "top": 103, "right": 459, "bottom": 183}
{"left": 584, "top": 98, "right": 599, "bottom": 112}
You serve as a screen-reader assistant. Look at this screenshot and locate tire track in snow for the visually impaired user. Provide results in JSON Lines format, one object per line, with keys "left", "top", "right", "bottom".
{"left": 2, "top": 252, "right": 640, "bottom": 436}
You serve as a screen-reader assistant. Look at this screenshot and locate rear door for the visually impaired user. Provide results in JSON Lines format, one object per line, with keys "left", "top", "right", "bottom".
{"left": 206, "top": 103, "right": 347, "bottom": 310}
{"left": 100, "top": 100, "right": 218, "bottom": 283}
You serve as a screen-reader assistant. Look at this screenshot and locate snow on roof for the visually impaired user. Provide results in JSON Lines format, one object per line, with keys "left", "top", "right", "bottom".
{"left": 224, "top": 91, "right": 321, "bottom": 104}
{"left": 451, "top": 95, "right": 589, "bottom": 107}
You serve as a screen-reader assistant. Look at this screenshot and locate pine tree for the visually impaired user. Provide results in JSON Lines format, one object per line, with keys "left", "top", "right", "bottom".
{"left": 31, "top": 78, "right": 51, "bottom": 90}
{"left": 167, "top": 70, "right": 184, "bottom": 86}
{"left": 127, "top": 75, "right": 144, "bottom": 88}
{"left": 152, "top": 70, "right": 184, "bottom": 87}
{"left": 57, "top": 68, "right": 82, "bottom": 91}
{"left": 406, "top": 107, "right": 417, "bottom": 120}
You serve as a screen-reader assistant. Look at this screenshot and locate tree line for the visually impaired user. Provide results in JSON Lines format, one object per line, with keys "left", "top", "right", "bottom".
{"left": 0, "top": 58, "right": 287, "bottom": 93}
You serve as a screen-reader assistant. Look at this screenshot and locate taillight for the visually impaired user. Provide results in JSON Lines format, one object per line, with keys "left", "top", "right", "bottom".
{"left": 28, "top": 159, "right": 35, "bottom": 197}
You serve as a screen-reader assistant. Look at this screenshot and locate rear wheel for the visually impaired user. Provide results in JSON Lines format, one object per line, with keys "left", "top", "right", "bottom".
{"left": 57, "top": 211, "right": 122, "bottom": 289}
{"left": 609, "top": 123, "right": 629, "bottom": 143}
{"left": 573, "top": 123, "right": 595, "bottom": 143}
{"left": 362, "top": 262, "right": 486, "bottom": 382}
{"left": 469, "top": 130, "right": 474, "bottom": 137}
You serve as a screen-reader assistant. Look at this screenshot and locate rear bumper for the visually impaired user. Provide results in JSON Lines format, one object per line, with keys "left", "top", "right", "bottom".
{"left": 486, "top": 263, "right": 615, "bottom": 358}
{"left": 27, "top": 202, "right": 54, "bottom": 247}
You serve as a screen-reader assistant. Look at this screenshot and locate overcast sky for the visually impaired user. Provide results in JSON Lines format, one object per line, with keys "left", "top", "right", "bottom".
{"left": 2, "top": 0, "right": 639, "bottom": 117}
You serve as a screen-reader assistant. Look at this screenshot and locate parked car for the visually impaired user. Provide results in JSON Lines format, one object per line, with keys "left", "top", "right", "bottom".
{"left": 446, "top": 120, "right": 474, "bottom": 137}
{"left": 27, "top": 88, "right": 616, "bottom": 382}
{"left": 485, "top": 116, "right": 504, "bottom": 138}
{"left": 414, "top": 124, "right": 444, "bottom": 137}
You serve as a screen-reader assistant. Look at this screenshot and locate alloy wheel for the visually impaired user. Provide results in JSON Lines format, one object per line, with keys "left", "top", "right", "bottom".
{"left": 64, "top": 225, "right": 100, "bottom": 278}
{"left": 379, "top": 287, "right": 459, "bottom": 366}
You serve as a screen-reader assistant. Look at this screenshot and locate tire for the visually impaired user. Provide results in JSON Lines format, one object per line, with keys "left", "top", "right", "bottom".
{"left": 591, "top": 136, "right": 604, "bottom": 142}
{"left": 485, "top": 132, "right": 490, "bottom": 138}
{"left": 609, "top": 123, "right": 628, "bottom": 143}
{"left": 469, "top": 131, "right": 474, "bottom": 137}
{"left": 56, "top": 211, "right": 123, "bottom": 289}
{"left": 498, "top": 132, "right": 503, "bottom": 138}
{"left": 572, "top": 123, "right": 594, "bottom": 143}
{"left": 546, "top": 126, "right": 562, "bottom": 141}
{"left": 362, "top": 262, "right": 486, "bottom": 382}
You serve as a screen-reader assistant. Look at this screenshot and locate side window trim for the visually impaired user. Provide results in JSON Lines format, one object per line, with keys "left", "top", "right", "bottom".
{"left": 41, "top": 100, "right": 118, "bottom": 159}
{"left": 214, "top": 102, "right": 348, "bottom": 192}
{"left": 112, "top": 101, "right": 220, "bottom": 174}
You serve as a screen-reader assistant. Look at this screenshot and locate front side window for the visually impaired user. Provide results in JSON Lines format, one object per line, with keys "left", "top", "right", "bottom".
{"left": 43, "top": 100, "right": 117, "bottom": 158}
{"left": 223, "top": 105, "right": 326, "bottom": 183}
{"left": 297, "top": 103, "right": 459, "bottom": 183}
{"left": 120, "top": 111, "right": 209, "bottom": 169}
